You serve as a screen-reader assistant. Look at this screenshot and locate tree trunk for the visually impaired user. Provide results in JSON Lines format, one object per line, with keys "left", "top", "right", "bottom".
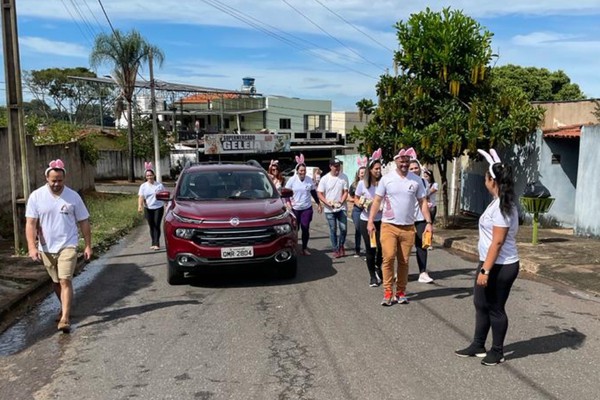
{"left": 436, "top": 161, "right": 449, "bottom": 228}
{"left": 127, "top": 100, "right": 135, "bottom": 182}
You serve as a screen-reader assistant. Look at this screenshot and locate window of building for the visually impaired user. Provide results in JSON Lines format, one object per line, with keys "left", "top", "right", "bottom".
{"left": 303, "top": 114, "right": 328, "bottom": 131}
{"left": 279, "top": 118, "right": 291, "bottom": 129}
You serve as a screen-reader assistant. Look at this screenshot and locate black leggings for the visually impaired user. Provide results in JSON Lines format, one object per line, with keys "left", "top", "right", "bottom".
{"left": 472, "top": 261, "right": 519, "bottom": 353}
{"left": 145, "top": 207, "right": 164, "bottom": 247}
{"left": 359, "top": 220, "right": 382, "bottom": 279}
{"left": 414, "top": 220, "right": 428, "bottom": 273}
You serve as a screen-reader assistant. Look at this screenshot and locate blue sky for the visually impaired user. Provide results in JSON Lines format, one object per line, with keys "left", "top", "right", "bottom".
{"left": 3, "top": 0, "right": 600, "bottom": 110}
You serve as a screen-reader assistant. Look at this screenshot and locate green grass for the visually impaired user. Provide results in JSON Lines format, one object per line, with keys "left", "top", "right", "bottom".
{"left": 83, "top": 191, "right": 143, "bottom": 252}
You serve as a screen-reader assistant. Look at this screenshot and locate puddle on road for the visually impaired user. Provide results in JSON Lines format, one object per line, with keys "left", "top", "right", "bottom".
{"left": 0, "top": 258, "right": 106, "bottom": 356}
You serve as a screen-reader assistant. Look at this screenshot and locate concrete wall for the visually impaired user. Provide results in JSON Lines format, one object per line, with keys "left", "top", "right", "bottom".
{"left": 537, "top": 99, "right": 597, "bottom": 130}
{"left": 266, "top": 97, "right": 332, "bottom": 133}
{"left": 574, "top": 125, "right": 600, "bottom": 236}
{"left": 95, "top": 150, "right": 171, "bottom": 180}
{"left": 0, "top": 128, "right": 95, "bottom": 207}
{"left": 331, "top": 111, "right": 367, "bottom": 135}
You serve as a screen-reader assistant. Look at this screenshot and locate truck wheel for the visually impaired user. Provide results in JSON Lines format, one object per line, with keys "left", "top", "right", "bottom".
{"left": 167, "top": 261, "right": 185, "bottom": 285}
{"left": 278, "top": 257, "right": 297, "bottom": 279}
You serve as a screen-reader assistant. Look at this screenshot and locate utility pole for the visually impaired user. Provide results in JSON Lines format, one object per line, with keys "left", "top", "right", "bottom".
{"left": 2, "top": 0, "right": 30, "bottom": 253}
{"left": 148, "top": 49, "right": 161, "bottom": 182}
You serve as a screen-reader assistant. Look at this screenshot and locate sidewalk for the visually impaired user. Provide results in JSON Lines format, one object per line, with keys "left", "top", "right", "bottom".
{"left": 1, "top": 192, "right": 599, "bottom": 333}
{"left": 433, "top": 216, "right": 600, "bottom": 298}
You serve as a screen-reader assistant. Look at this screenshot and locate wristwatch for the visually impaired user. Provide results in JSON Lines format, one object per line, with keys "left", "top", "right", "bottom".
{"left": 480, "top": 268, "right": 490, "bottom": 275}
{"left": 425, "top": 220, "right": 432, "bottom": 224}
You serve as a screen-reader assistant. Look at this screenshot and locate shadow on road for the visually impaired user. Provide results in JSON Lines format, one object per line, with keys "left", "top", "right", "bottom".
{"left": 504, "top": 327, "right": 586, "bottom": 360}
{"left": 186, "top": 249, "right": 337, "bottom": 288}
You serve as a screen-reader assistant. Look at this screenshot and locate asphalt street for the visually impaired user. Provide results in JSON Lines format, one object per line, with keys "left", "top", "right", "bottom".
{"left": 0, "top": 218, "right": 598, "bottom": 400}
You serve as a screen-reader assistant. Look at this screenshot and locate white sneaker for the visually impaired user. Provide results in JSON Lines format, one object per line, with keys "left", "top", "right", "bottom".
{"left": 418, "top": 272, "right": 434, "bottom": 283}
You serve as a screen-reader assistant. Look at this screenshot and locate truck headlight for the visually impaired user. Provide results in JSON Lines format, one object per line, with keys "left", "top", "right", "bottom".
{"left": 174, "top": 228, "right": 195, "bottom": 239}
{"left": 273, "top": 223, "right": 292, "bottom": 235}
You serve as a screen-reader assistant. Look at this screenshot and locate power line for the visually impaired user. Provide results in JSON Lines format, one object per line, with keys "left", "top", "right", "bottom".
{"left": 281, "top": 0, "right": 387, "bottom": 71}
{"left": 59, "top": 0, "right": 94, "bottom": 46}
{"left": 81, "top": 0, "right": 106, "bottom": 32}
{"left": 312, "top": 0, "right": 395, "bottom": 53}
{"left": 201, "top": 0, "right": 378, "bottom": 80}
{"left": 97, "top": 0, "right": 117, "bottom": 35}
{"left": 68, "top": 0, "right": 100, "bottom": 39}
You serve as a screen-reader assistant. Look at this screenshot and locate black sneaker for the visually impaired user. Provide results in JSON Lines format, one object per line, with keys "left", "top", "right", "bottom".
{"left": 455, "top": 344, "right": 487, "bottom": 358}
{"left": 369, "top": 277, "right": 378, "bottom": 287}
{"left": 481, "top": 350, "right": 505, "bottom": 366}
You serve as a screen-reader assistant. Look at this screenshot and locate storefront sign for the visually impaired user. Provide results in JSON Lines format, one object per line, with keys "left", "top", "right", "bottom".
{"left": 204, "top": 133, "right": 291, "bottom": 154}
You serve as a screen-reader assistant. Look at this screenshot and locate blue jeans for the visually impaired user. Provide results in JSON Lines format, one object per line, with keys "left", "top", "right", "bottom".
{"left": 325, "top": 210, "right": 347, "bottom": 251}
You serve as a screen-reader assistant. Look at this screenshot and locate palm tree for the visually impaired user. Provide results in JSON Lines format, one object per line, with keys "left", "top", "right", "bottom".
{"left": 356, "top": 98, "right": 376, "bottom": 123}
{"left": 90, "top": 29, "right": 164, "bottom": 182}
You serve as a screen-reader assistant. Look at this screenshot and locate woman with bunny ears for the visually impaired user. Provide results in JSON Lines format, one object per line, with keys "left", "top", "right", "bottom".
{"left": 355, "top": 149, "right": 384, "bottom": 286}
{"left": 285, "top": 154, "right": 322, "bottom": 255}
{"left": 349, "top": 157, "right": 368, "bottom": 257}
{"left": 455, "top": 149, "right": 519, "bottom": 366}
{"left": 268, "top": 159, "right": 286, "bottom": 190}
{"left": 138, "top": 162, "right": 166, "bottom": 250}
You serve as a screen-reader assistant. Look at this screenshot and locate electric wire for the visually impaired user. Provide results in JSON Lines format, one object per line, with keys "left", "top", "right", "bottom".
{"left": 281, "top": 0, "right": 387, "bottom": 71}
{"left": 201, "top": 0, "right": 378, "bottom": 80}
{"left": 312, "top": 0, "right": 395, "bottom": 53}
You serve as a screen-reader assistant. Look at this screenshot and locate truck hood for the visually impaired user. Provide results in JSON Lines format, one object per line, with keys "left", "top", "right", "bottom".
{"left": 172, "top": 198, "right": 288, "bottom": 222}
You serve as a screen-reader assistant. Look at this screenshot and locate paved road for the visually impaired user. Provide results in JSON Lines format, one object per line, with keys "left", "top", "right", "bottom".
{"left": 0, "top": 220, "right": 598, "bottom": 400}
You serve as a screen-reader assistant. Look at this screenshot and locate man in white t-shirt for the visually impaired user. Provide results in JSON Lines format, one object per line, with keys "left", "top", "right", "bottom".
{"left": 25, "top": 159, "right": 92, "bottom": 333}
{"left": 317, "top": 158, "right": 349, "bottom": 258}
{"left": 367, "top": 148, "right": 433, "bottom": 306}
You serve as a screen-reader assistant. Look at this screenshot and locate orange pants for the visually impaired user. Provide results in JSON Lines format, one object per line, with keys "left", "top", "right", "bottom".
{"left": 380, "top": 223, "right": 416, "bottom": 294}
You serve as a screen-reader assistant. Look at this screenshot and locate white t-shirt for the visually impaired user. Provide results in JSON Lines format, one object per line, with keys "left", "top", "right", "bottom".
{"left": 355, "top": 181, "right": 382, "bottom": 221}
{"left": 285, "top": 175, "right": 315, "bottom": 210}
{"left": 428, "top": 182, "right": 439, "bottom": 208}
{"left": 317, "top": 173, "right": 348, "bottom": 213}
{"left": 375, "top": 171, "right": 426, "bottom": 225}
{"left": 478, "top": 198, "right": 519, "bottom": 264}
{"left": 25, "top": 185, "right": 90, "bottom": 253}
{"left": 138, "top": 181, "right": 165, "bottom": 210}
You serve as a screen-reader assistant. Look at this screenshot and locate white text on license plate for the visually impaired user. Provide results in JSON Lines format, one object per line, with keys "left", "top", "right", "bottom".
{"left": 221, "top": 246, "right": 254, "bottom": 259}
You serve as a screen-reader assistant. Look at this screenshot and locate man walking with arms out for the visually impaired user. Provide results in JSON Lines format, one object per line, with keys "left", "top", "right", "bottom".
{"left": 25, "top": 159, "right": 92, "bottom": 333}
{"left": 368, "top": 148, "right": 433, "bottom": 306}
{"left": 318, "top": 158, "right": 349, "bottom": 258}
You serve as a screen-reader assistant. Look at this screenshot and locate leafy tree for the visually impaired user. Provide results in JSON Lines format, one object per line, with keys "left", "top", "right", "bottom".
{"left": 115, "top": 114, "right": 172, "bottom": 159}
{"left": 491, "top": 65, "right": 585, "bottom": 101}
{"left": 350, "top": 8, "right": 544, "bottom": 225}
{"left": 0, "top": 106, "right": 6, "bottom": 127}
{"left": 32, "top": 121, "right": 100, "bottom": 164}
{"left": 90, "top": 29, "right": 164, "bottom": 182}
{"left": 23, "top": 67, "right": 111, "bottom": 124}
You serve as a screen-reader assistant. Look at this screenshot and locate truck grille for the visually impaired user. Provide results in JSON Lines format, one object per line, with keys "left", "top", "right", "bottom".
{"left": 191, "top": 227, "right": 278, "bottom": 247}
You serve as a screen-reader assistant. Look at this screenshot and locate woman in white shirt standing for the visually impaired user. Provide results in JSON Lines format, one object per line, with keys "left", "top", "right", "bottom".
{"left": 138, "top": 162, "right": 165, "bottom": 250}
{"left": 285, "top": 154, "right": 322, "bottom": 255}
{"left": 423, "top": 169, "right": 438, "bottom": 222}
{"left": 455, "top": 149, "right": 519, "bottom": 366}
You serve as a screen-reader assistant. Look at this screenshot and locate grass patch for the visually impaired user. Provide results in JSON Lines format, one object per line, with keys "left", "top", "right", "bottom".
{"left": 83, "top": 191, "right": 143, "bottom": 252}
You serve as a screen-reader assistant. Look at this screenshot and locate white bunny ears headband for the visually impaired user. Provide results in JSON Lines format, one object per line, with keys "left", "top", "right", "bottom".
{"left": 477, "top": 149, "right": 501, "bottom": 179}
{"left": 294, "top": 154, "right": 305, "bottom": 170}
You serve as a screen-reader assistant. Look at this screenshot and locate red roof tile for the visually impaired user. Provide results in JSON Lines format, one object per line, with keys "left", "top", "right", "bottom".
{"left": 181, "top": 92, "right": 241, "bottom": 104}
{"left": 543, "top": 124, "right": 581, "bottom": 139}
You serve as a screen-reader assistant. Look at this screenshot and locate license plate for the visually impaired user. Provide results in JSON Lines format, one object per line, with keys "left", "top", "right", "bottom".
{"left": 221, "top": 246, "right": 254, "bottom": 259}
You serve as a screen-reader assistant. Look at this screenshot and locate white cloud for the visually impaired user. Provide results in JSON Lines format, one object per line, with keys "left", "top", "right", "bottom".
{"left": 20, "top": 36, "right": 88, "bottom": 58}
{"left": 512, "top": 32, "right": 581, "bottom": 46}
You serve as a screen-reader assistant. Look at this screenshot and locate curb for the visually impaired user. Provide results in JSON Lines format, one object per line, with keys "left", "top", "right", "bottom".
{"left": 0, "top": 257, "right": 86, "bottom": 334}
{"left": 434, "top": 233, "right": 541, "bottom": 274}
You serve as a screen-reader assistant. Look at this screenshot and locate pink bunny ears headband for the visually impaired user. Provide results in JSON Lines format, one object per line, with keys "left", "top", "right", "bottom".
{"left": 477, "top": 149, "right": 501, "bottom": 179}
{"left": 368, "top": 148, "right": 382, "bottom": 166}
{"left": 394, "top": 147, "right": 417, "bottom": 160}
{"left": 294, "top": 154, "right": 305, "bottom": 167}
{"left": 269, "top": 159, "right": 279, "bottom": 169}
{"left": 45, "top": 159, "right": 66, "bottom": 176}
{"left": 144, "top": 162, "right": 154, "bottom": 172}
{"left": 357, "top": 156, "right": 368, "bottom": 168}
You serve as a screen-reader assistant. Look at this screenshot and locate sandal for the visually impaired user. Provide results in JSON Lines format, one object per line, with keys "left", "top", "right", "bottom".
{"left": 57, "top": 321, "right": 71, "bottom": 333}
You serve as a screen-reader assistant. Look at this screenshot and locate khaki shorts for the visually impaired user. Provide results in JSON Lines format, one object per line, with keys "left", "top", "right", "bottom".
{"left": 41, "top": 247, "right": 78, "bottom": 282}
